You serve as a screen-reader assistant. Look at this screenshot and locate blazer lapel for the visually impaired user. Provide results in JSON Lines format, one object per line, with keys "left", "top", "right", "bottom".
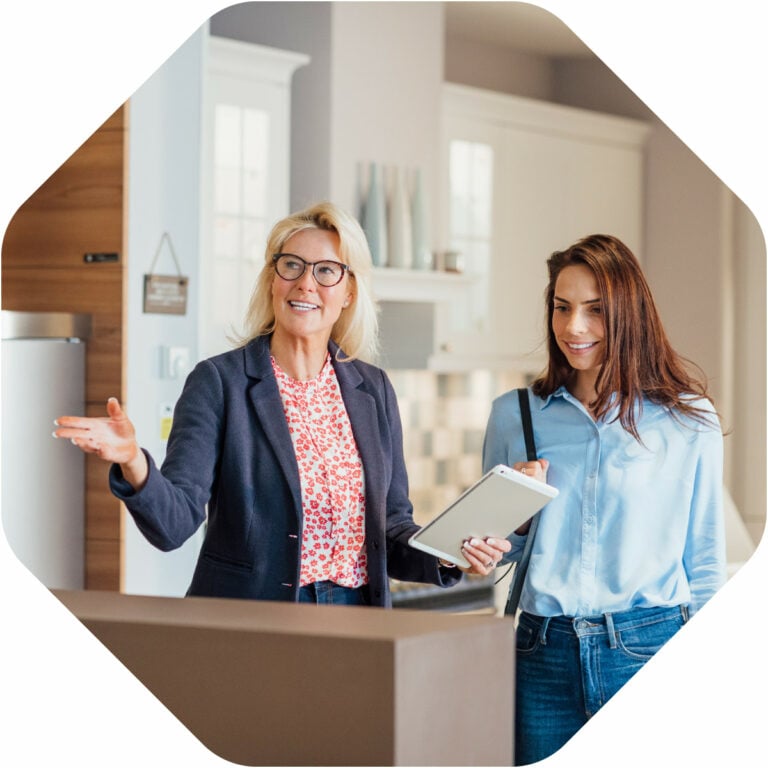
{"left": 244, "top": 337, "right": 303, "bottom": 515}
{"left": 332, "top": 354, "right": 387, "bottom": 514}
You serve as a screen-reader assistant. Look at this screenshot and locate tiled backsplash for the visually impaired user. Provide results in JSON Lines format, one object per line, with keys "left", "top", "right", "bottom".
{"left": 387, "top": 369, "right": 527, "bottom": 527}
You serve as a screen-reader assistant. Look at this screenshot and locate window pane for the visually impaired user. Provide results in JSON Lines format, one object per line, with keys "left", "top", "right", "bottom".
{"left": 449, "top": 140, "right": 494, "bottom": 333}
{"left": 213, "top": 215, "right": 240, "bottom": 262}
{"left": 449, "top": 140, "right": 493, "bottom": 240}
{"left": 448, "top": 139, "right": 493, "bottom": 269}
{"left": 214, "top": 105, "right": 242, "bottom": 214}
{"left": 242, "top": 109, "right": 270, "bottom": 217}
{"left": 242, "top": 218, "right": 267, "bottom": 266}
{"left": 214, "top": 104, "right": 241, "bottom": 167}
{"left": 215, "top": 166, "right": 241, "bottom": 214}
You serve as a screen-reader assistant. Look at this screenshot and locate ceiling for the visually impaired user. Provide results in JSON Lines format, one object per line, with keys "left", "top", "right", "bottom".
{"left": 444, "top": 2, "right": 595, "bottom": 58}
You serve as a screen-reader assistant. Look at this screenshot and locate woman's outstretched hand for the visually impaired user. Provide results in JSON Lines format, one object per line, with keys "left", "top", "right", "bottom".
{"left": 54, "top": 397, "right": 148, "bottom": 490}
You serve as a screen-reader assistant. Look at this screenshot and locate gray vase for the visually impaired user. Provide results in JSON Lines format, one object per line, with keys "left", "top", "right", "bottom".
{"left": 362, "top": 162, "right": 388, "bottom": 267}
{"left": 387, "top": 165, "right": 412, "bottom": 269}
{"left": 411, "top": 168, "right": 432, "bottom": 270}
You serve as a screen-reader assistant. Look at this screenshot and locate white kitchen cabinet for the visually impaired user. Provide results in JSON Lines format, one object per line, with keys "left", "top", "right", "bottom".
{"left": 438, "top": 84, "right": 650, "bottom": 373}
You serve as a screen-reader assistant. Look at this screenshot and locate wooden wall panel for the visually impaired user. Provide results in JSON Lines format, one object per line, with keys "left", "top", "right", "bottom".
{"left": 80, "top": 406, "right": 124, "bottom": 592}
{"left": 1, "top": 105, "right": 126, "bottom": 592}
{"left": 3, "top": 117, "right": 124, "bottom": 269}
{"left": 86, "top": 458, "right": 121, "bottom": 539}
{"left": 1, "top": 208, "right": 124, "bottom": 268}
{"left": 85, "top": 538, "right": 123, "bottom": 591}
{"left": 100, "top": 108, "right": 125, "bottom": 132}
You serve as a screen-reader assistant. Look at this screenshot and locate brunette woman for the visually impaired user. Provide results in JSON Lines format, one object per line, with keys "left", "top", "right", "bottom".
{"left": 481, "top": 234, "right": 726, "bottom": 764}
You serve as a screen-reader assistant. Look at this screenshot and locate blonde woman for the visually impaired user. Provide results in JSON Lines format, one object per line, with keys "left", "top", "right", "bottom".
{"left": 55, "top": 202, "right": 507, "bottom": 605}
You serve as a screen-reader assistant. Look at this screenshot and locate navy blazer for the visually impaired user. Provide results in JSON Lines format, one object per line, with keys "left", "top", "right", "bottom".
{"left": 110, "top": 335, "right": 460, "bottom": 606}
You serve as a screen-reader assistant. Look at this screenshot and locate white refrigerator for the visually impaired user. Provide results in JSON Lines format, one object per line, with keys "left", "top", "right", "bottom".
{"left": 1, "top": 311, "right": 91, "bottom": 589}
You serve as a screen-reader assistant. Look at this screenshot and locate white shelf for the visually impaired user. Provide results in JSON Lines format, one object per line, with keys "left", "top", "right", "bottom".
{"left": 427, "top": 350, "right": 545, "bottom": 375}
{"left": 371, "top": 267, "right": 475, "bottom": 303}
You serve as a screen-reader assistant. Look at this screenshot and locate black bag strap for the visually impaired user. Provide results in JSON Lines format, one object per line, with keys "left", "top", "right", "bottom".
{"left": 518, "top": 386, "right": 537, "bottom": 462}
{"left": 504, "top": 388, "right": 541, "bottom": 617}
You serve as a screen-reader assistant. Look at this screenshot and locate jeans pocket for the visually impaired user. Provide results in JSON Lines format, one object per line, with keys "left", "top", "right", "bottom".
{"left": 515, "top": 617, "right": 542, "bottom": 656}
{"left": 616, "top": 616, "right": 683, "bottom": 660}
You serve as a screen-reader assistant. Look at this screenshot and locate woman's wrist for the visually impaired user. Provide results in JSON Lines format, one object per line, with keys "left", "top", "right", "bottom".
{"left": 120, "top": 445, "right": 149, "bottom": 492}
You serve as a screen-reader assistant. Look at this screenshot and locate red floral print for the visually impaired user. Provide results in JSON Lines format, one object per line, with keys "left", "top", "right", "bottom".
{"left": 272, "top": 355, "right": 368, "bottom": 587}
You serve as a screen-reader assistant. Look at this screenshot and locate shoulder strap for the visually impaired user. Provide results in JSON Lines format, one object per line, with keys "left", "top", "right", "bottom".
{"left": 504, "top": 387, "right": 540, "bottom": 617}
{"left": 518, "top": 386, "right": 537, "bottom": 461}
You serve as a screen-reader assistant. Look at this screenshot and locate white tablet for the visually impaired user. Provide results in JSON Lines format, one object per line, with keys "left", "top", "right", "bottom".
{"left": 408, "top": 464, "right": 558, "bottom": 568}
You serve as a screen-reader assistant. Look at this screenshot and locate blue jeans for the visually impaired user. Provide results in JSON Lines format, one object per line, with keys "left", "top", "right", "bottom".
{"left": 514, "top": 605, "right": 689, "bottom": 765}
{"left": 298, "top": 580, "right": 370, "bottom": 606}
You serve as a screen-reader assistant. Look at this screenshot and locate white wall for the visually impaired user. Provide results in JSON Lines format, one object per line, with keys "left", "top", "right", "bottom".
{"left": 445, "top": 35, "right": 555, "bottom": 100}
{"left": 123, "top": 27, "right": 206, "bottom": 596}
{"left": 329, "top": 1, "right": 445, "bottom": 245}
{"left": 730, "top": 200, "right": 767, "bottom": 542}
{"left": 643, "top": 126, "right": 727, "bottom": 403}
{"left": 209, "top": 1, "right": 333, "bottom": 211}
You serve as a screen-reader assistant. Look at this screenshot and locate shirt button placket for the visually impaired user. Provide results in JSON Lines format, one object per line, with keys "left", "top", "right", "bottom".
{"left": 579, "top": 428, "right": 601, "bottom": 615}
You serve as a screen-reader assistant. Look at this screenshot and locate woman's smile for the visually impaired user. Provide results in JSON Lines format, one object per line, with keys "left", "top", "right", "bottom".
{"left": 565, "top": 341, "right": 597, "bottom": 349}
{"left": 288, "top": 300, "right": 321, "bottom": 312}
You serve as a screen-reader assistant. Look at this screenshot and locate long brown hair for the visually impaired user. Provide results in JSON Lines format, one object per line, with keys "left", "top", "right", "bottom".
{"left": 532, "top": 234, "right": 717, "bottom": 439}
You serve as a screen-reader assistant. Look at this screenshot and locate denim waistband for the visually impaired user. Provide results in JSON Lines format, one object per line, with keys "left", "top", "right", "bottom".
{"left": 520, "top": 604, "right": 689, "bottom": 647}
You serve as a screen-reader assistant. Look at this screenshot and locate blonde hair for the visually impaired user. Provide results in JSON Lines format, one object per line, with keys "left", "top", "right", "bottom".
{"left": 237, "top": 201, "right": 380, "bottom": 363}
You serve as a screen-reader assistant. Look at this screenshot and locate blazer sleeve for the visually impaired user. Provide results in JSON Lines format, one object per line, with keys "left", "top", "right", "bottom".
{"left": 109, "top": 360, "right": 224, "bottom": 551}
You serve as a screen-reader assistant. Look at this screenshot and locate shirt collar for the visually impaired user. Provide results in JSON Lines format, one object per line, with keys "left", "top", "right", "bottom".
{"left": 543, "top": 386, "right": 642, "bottom": 421}
{"left": 539, "top": 385, "right": 569, "bottom": 410}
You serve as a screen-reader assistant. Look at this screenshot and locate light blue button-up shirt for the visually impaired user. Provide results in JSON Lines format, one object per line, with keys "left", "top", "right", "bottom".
{"left": 483, "top": 386, "right": 726, "bottom": 617}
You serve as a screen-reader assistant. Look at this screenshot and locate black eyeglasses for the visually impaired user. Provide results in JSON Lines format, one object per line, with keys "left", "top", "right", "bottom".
{"left": 272, "top": 253, "right": 350, "bottom": 287}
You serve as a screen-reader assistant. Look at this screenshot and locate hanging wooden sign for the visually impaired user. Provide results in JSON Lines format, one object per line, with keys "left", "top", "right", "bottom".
{"left": 143, "top": 274, "right": 189, "bottom": 315}
{"left": 143, "top": 232, "right": 189, "bottom": 315}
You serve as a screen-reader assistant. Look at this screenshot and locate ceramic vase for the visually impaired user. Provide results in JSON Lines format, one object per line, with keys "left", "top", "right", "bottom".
{"left": 410, "top": 167, "right": 432, "bottom": 270}
{"left": 362, "top": 162, "right": 388, "bottom": 267}
{"left": 387, "top": 165, "right": 413, "bottom": 269}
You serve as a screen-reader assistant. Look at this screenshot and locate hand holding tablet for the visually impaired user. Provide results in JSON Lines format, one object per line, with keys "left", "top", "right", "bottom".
{"left": 408, "top": 464, "right": 558, "bottom": 568}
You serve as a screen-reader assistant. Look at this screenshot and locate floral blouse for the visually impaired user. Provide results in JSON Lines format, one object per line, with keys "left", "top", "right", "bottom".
{"left": 272, "top": 354, "right": 368, "bottom": 587}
